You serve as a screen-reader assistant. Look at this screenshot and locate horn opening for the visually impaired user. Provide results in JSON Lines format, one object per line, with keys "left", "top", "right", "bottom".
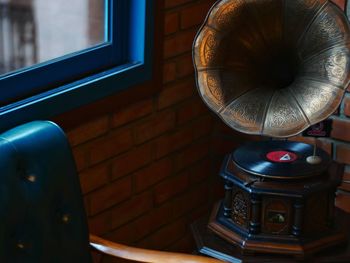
{"left": 193, "top": 0, "right": 350, "bottom": 137}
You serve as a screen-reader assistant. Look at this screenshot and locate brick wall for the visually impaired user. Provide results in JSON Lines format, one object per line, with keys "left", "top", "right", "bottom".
{"left": 56, "top": 0, "right": 350, "bottom": 262}
{"left": 58, "top": 1, "right": 223, "bottom": 262}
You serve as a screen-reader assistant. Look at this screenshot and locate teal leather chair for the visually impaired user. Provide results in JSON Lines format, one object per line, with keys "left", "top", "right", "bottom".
{"left": 0, "top": 121, "right": 221, "bottom": 263}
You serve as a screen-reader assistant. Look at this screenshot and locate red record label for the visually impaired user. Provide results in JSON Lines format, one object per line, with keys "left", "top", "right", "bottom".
{"left": 266, "top": 151, "right": 298, "bottom": 163}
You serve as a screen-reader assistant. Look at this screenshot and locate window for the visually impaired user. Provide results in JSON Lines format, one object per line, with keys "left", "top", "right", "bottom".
{"left": 0, "top": 0, "right": 106, "bottom": 75}
{"left": 0, "top": 0, "right": 154, "bottom": 129}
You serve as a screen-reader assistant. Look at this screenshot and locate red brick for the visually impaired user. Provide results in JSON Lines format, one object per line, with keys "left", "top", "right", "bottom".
{"left": 106, "top": 222, "right": 137, "bottom": 245}
{"left": 189, "top": 158, "right": 212, "bottom": 185}
{"left": 165, "top": 11, "right": 179, "bottom": 35}
{"left": 79, "top": 162, "right": 110, "bottom": 194}
{"left": 158, "top": 78, "right": 196, "bottom": 109}
{"left": 167, "top": 233, "right": 195, "bottom": 253}
{"left": 154, "top": 172, "right": 189, "bottom": 204}
{"left": 339, "top": 182, "right": 350, "bottom": 192}
{"left": 174, "top": 139, "right": 210, "bottom": 172}
{"left": 72, "top": 146, "right": 89, "bottom": 171}
{"left": 331, "top": 118, "right": 350, "bottom": 142}
{"left": 289, "top": 135, "right": 314, "bottom": 145}
{"left": 112, "top": 98, "right": 153, "bottom": 128}
{"left": 84, "top": 196, "right": 90, "bottom": 215}
{"left": 164, "top": 28, "right": 197, "bottom": 59}
{"left": 88, "top": 211, "right": 111, "bottom": 235}
{"left": 211, "top": 136, "right": 241, "bottom": 155}
{"left": 165, "top": 51, "right": 198, "bottom": 89}
{"left": 343, "top": 167, "right": 350, "bottom": 181}
{"left": 163, "top": 61, "right": 177, "bottom": 84}
{"left": 110, "top": 191, "right": 153, "bottom": 229}
{"left": 153, "top": 117, "right": 212, "bottom": 160}
{"left": 331, "top": 0, "right": 345, "bottom": 9}
{"left": 335, "top": 143, "right": 350, "bottom": 165}
{"left": 175, "top": 53, "right": 195, "bottom": 79}
{"left": 180, "top": 2, "right": 212, "bottom": 29}
{"left": 343, "top": 96, "right": 350, "bottom": 117}
{"left": 67, "top": 116, "right": 109, "bottom": 146}
{"left": 137, "top": 217, "right": 188, "bottom": 250}
{"left": 134, "top": 157, "right": 173, "bottom": 193}
{"left": 108, "top": 202, "right": 174, "bottom": 243}
{"left": 335, "top": 192, "right": 350, "bottom": 213}
{"left": 217, "top": 121, "right": 238, "bottom": 135}
{"left": 87, "top": 129, "right": 133, "bottom": 165}
{"left": 192, "top": 115, "right": 214, "bottom": 140}
{"left": 154, "top": 127, "right": 194, "bottom": 159}
{"left": 88, "top": 176, "right": 132, "bottom": 215}
{"left": 134, "top": 110, "right": 176, "bottom": 144}
{"left": 188, "top": 203, "right": 212, "bottom": 222}
{"left": 172, "top": 183, "right": 209, "bottom": 217}
{"left": 112, "top": 143, "right": 153, "bottom": 179}
{"left": 165, "top": 0, "right": 193, "bottom": 9}
{"left": 177, "top": 96, "right": 208, "bottom": 124}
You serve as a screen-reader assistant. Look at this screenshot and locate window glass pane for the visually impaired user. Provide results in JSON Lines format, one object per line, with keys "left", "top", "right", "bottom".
{"left": 0, "top": 0, "right": 106, "bottom": 75}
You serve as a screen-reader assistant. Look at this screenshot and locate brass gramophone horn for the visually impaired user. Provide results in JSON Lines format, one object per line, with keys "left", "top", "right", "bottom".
{"left": 193, "top": 0, "right": 350, "bottom": 137}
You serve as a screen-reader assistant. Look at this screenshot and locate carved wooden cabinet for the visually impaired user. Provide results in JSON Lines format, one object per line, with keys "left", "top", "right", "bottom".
{"left": 208, "top": 153, "right": 345, "bottom": 257}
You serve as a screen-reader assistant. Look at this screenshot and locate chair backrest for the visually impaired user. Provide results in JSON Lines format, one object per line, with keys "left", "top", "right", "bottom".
{"left": 0, "top": 121, "right": 92, "bottom": 263}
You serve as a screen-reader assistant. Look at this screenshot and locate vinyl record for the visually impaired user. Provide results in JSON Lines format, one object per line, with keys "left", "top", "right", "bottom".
{"left": 233, "top": 140, "right": 331, "bottom": 179}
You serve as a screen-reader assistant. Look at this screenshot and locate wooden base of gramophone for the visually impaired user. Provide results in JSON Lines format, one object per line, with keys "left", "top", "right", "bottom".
{"left": 208, "top": 141, "right": 346, "bottom": 258}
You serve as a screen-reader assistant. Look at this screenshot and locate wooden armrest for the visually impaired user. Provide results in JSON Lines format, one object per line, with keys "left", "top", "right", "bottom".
{"left": 90, "top": 234, "right": 223, "bottom": 263}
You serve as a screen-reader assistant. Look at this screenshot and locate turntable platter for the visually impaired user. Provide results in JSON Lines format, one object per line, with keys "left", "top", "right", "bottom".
{"left": 233, "top": 140, "right": 330, "bottom": 179}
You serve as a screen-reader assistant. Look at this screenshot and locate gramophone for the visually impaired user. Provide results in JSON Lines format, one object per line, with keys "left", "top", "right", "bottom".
{"left": 193, "top": 0, "right": 350, "bottom": 258}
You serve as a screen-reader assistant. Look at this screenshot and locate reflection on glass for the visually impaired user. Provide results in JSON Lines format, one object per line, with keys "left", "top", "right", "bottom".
{"left": 0, "top": 0, "right": 105, "bottom": 75}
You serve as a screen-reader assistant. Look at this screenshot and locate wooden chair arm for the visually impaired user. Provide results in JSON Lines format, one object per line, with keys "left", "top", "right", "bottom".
{"left": 90, "top": 234, "right": 224, "bottom": 263}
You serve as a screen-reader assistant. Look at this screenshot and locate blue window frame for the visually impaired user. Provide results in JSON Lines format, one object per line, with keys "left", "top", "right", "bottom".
{"left": 0, "top": 0, "right": 154, "bottom": 130}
